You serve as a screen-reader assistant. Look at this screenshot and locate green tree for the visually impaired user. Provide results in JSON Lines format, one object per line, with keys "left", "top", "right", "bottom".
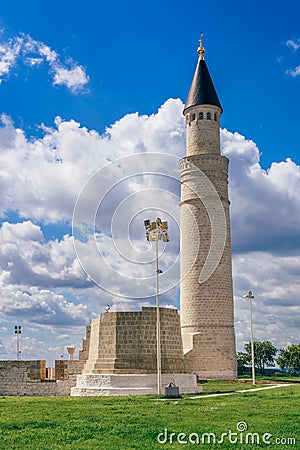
{"left": 239, "top": 341, "right": 277, "bottom": 375}
{"left": 237, "top": 351, "right": 249, "bottom": 375}
{"left": 277, "top": 344, "right": 300, "bottom": 375}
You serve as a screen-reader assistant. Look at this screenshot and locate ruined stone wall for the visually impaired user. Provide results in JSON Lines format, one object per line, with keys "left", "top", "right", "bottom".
{"left": 0, "top": 325, "right": 91, "bottom": 396}
{"left": 55, "top": 360, "right": 86, "bottom": 381}
{"left": 79, "top": 325, "right": 91, "bottom": 361}
{"left": 0, "top": 361, "right": 76, "bottom": 396}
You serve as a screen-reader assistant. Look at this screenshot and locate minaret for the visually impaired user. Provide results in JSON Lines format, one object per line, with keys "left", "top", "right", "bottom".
{"left": 179, "top": 36, "right": 237, "bottom": 379}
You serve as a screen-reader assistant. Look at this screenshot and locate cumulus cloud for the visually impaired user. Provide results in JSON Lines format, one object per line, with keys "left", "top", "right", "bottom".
{"left": 0, "top": 271, "right": 90, "bottom": 326}
{"left": 0, "top": 99, "right": 299, "bottom": 255}
{"left": 286, "top": 38, "right": 300, "bottom": 51}
{"left": 0, "top": 36, "right": 23, "bottom": 81}
{"left": 285, "top": 37, "right": 300, "bottom": 77}
{"left": 0, "top": 98, "right": 299, "bottom": 360}
{"left": 233, "top": 251, "right": 300, "bottom": 351}
{"left": 0, "top": 99, "right": 184, "bottom": 222}
{"left": 0, "top": 32, "right": 89, "bottom": 93}
{"left": 0, "top": 221, "right": 89, "bottom": 288}
{"left": 222, "top": 129, "right": 300, "bottom": 254}
{"left": 287, "top": 65, "right": 300, "bottom": 77}
{"left": 53, "top": 66, "right": 89, "bottom": 92}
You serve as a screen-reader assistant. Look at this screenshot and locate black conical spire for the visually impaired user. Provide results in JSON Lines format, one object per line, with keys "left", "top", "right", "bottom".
{"left": 184, "top": 36, "right": 222, "bottom": 113}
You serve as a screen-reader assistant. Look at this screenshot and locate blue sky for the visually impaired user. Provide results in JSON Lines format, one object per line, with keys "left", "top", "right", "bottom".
{"left": 1, "top": 0, "right": 300, "bottom": 167}
{"left": 0, "top": 1, "right": 299, "bottom": 364}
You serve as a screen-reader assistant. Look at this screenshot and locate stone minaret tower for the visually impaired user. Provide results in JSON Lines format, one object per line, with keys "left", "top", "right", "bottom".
{"left": 179, "top": 37, "right": 237, "bottom": 379}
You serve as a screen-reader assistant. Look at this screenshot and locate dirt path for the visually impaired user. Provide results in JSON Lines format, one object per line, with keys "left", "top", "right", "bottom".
{"left": 192, "top": 383, "right": 293, "bottom": 398}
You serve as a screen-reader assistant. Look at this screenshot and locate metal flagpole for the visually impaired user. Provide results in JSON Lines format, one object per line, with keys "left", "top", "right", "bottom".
{"left": 249, "top": 295, "right": 255, "bottom": 385}
{"left": 144, "top": 218, "right": 169, "bottom": 396}
{"left": 243, "top": 291, "right": 255, "bottom": 385}
{"left": 155, "top": 226, "right": 161, "bottom": 395}
{"left": 15, "top": 325, "right": 21, "bottom": 360}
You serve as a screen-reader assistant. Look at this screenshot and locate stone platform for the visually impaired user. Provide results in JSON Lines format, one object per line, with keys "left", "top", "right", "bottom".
{"left": 82, "top": 308, "right": 187, "bottom": 375}
{"left": 71, "top": 373, "right": 202, "bottom": 396}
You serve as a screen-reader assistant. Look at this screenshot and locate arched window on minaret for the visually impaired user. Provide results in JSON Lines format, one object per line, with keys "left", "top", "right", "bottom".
{"left": 207, "top": 112, "right": 211, "bottom": 120}
{"left": 199, "top": 112, "right": 203, "bottom": 120}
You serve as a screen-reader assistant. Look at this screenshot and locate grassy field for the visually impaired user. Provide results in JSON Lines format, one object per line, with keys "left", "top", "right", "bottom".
{"left": 0, "top": 380, "right": 298, "bottom": 449}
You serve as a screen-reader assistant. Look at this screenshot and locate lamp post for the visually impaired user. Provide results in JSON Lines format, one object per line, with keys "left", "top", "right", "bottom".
{"left": 14, "top": 325, "right": 21, "bottom": 360}
{"left": 144, "top": 217, "right": 169, "bottom": 395}
{"left": 243, "top": 290, "right": 255, "bottom": 385}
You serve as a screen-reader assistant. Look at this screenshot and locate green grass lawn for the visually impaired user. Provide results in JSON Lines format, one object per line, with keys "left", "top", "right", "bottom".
{"left": 0, "top": 381, "right": 299, "bottom": 449}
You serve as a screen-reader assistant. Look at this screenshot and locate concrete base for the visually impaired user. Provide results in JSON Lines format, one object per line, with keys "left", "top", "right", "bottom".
{"left": 71, "top": 373, "right": 202, "bottom": 396}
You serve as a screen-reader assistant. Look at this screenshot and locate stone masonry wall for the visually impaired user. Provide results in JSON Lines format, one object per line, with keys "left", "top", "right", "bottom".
{"left": 79, "top": 325, "right": 91, "bottom": 361}
{"left": 0, "top": 325, "right": 91, "bottom": 396}
{"left": 115, "top": 307, "right": 187, "bottom": 373}
{"left": 185, "top": 105, "right": 221, "bottom": 156}
{"left": 55, "top": 360, "right": 86, "bottom": 381}
{"left": 82, "top": 307, "right": 188, "bottom": 375}
{"left": 0, "top": 361, "right": 76, "bottom": 396}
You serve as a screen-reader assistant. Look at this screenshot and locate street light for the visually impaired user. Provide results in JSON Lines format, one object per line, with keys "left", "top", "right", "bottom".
{"left": 243, "top": 290, "right": 255, "bottom": 385}
{"left": 14, "top": 325, "right": 21, "bottom": 360}
{"left": 144, "top": 217, "right": 169, "bottom": 395}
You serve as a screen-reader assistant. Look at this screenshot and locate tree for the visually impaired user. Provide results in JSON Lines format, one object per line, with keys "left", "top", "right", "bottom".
{"left": 277, "top": 344, "right": 300, "bottom": 375}
{"left": 237, "top": 351, "right": 249, "bottom": 375}
{"left": 238, "top": 341, "right": 277, "bottom": 375}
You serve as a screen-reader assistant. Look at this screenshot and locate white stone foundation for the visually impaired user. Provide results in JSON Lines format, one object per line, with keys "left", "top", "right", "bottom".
{"left": 71, "top": 373, "right": 202, "bottom": 396}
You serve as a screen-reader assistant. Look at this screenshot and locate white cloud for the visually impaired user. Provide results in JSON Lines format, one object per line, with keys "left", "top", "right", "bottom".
{"left": 286, "top": 38, "right": 300, "bottom": 51}
{"left": 233, "top": 251, "right": 300, "bottom": 351}
{"left": 0, "top": 270, "right": 90, "bottom": 326}
{"left": 25, "top": 57, "right": 43, "bottom": 67}
{"left": 283, "top": 37, "right": 300, "bottom": 77}
{"left": 0, "top": 36, "right": 23, "bottom": 79}
{"left": 0, "top": 99, "right": 184, "bottom": 223}
{"left": 1, "top": 220, "right": 43, "bottom": 242}
{"left": 0, "top": 221, "right": 88, "bottom": 288}
{"left": 0, "top": 32, "right": 89, "bottom": 93}
{"left": 53, "top": 65, "right": 89, "bottom": 93}
{"left": 1, "top": 100, "right": 299, "bottom": 257}
{"left": 222, "top": 129, "right": 300, "bottom": 253}
{"left": 286, "top": 65, "right": 300, "bottom": 77}
{"left": 37, "top": 43, "right": 58, "bottom": 63}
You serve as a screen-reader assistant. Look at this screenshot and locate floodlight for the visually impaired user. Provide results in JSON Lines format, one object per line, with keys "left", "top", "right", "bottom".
{"left": 162, "top": 232, "right": 170, "bottom": 242}
{"left": 144, "top": 219, "right": 151, "bottom": 228}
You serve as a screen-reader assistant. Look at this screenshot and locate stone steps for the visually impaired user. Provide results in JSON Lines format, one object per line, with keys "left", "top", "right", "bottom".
{"left": 82, "top": 357, "right": 117, "bottom": 372}
{"left": 71, "top": 373, "right": 202, "bottom": 396}
{"left": 71, "top": 386, "right": 153, "bottom": 396}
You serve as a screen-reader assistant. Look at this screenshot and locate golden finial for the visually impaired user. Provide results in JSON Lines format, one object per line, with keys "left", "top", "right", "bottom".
{"left": 197, "top": 32, "right": 205, "bottom": 60}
